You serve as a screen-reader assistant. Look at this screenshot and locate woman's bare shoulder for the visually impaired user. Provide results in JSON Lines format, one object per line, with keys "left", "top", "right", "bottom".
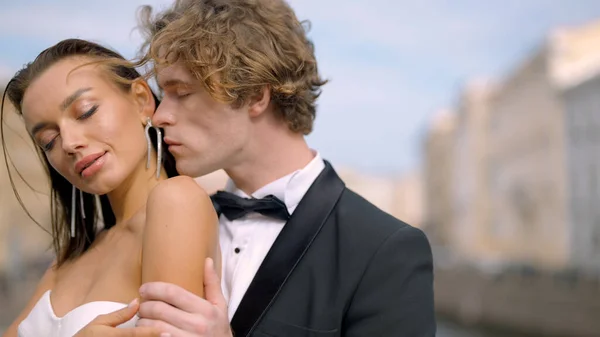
{"left": 141, "top": 176, "right": 219, "bottom": 297}
{"left": 148, "top": 176, "right": 211, "bottom": 206}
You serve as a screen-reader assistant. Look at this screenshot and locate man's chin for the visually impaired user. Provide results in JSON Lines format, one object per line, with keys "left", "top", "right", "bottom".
{"left": 176, "top": 162, "right": 206, "bottom": 178}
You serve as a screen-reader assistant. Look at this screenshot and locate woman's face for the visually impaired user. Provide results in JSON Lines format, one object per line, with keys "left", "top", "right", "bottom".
{"left": 21, "top": 57, "right": 155, "bottom": 195}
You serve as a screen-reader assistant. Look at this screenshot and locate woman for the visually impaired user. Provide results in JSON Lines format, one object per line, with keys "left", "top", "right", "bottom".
{"left": 1, "top": 39, "right": 220, "bottom": 337}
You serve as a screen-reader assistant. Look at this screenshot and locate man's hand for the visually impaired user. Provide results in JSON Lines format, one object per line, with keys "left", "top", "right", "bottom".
{"left": 136, "top": 258, "right": 232, "bottom": 337}
{"left": 74, "top": 298, "right": 164, "bottom": 337}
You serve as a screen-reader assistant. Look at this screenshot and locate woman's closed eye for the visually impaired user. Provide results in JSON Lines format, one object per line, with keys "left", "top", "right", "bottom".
{"left": 38, "top": 105, "right": 99, "bottom": 151}
{"left": 78, "top": 104, "right": 99, "bottom": 120}
{"left": 40, "top": 133, "right": 58, "bottom": 151}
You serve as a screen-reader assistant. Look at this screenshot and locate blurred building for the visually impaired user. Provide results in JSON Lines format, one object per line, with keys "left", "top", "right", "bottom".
{"left": 563, "top": 75, "right": 600, "bottom": 273}
{"left": 422, "top": 109, "right": 456, "bottom": 245}
{"left": 422, "top": 19, "right": 600, "bottom": 272}
{"left": 451, "top": 79, "right": 497, "bottom": 262}
{"left": 391, "top": 169, "right": 423, "bottom": 228}
{"left": 487, "top": 20, "right": 600, "bottom": 270}
{"left": 487, "top": 41, "right": 569, "bottom": 269}
{"left": 559, "top": 20, "right": 600, "bottom": 272}
{"left": 336, "top": 167, "right": 397, "bottom": 216}
{"left": 336, "top": 167, "right": 424, "bottom": 228}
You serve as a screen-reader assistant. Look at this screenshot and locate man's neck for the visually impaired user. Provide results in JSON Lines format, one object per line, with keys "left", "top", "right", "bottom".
{"left": 225, "top": 128, "right": 314, "bottom": 195}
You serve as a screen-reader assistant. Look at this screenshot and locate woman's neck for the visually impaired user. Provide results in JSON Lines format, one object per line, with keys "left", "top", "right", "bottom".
{"left": 107, "top": 152, "right": 167, "bottom": 224}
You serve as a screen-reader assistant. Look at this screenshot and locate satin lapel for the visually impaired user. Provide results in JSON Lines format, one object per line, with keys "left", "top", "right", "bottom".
{"left": 230, "top": 161, "right": 345, "bottom": 337}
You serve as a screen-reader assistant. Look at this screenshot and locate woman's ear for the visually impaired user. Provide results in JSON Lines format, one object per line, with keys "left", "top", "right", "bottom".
{"left": 131, "top": 80, "right": 156, "bottom": 123}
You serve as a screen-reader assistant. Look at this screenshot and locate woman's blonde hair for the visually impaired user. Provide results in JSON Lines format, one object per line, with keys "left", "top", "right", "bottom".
{"left": 136, "top": 0, "right": 327, "bottom": 134}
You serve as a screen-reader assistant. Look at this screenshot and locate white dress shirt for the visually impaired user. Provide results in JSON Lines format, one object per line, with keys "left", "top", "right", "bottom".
{"left": 219, "top": 151, "right": 325, "bottom": 320}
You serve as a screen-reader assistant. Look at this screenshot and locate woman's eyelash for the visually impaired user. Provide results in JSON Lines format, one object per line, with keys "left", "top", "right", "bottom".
{"left": 42, "top": 136, "right": 57, "bottom": 151}
{"left": 41, "top": 105, "right": 99, "bottom": 151}
{"left": 78, "top": 105, "right": 98, "bottom": 120}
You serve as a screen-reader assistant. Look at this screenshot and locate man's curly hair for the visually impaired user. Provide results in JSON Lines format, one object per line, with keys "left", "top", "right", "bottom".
{"left": 136, "top": 0, "right": 328, "bottom": 134}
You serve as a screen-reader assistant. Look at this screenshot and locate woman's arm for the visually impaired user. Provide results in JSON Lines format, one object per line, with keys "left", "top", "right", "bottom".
{"left": 141, "top": 176, "right": 220, "bottom": 298}
{"left": 2, "top": 260, "right": 57, "bottom": 337}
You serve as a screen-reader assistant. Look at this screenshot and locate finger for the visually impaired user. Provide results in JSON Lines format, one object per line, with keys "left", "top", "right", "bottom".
{"left": 91, "top": 298, "right": 139, "bottom": 327}
{"left": 139, "top": 282, "right": 208, "bottom": 313}
{"left": 204, "top": 257, "right": 228, "bottom": 312}
{"left": 136, "top": 318, "right": 188, "bottom": 336}
{"left": 113, "top": 326, "right": 165, "bottom": 337}
{"left": 138, "top": 300, "right": 202, "bottom": 332}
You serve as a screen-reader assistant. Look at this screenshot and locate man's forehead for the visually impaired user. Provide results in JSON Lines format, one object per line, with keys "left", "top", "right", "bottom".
{"left": 156, "top": 63, "right": 195, "bottom": 86}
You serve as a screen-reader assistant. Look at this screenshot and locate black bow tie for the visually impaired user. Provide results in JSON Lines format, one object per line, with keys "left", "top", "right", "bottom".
{"left": 210, "top": 191, "right": 291, "bottom": 222}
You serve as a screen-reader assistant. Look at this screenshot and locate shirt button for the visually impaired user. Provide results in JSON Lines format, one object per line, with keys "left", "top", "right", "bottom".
{"left": 234, "top": 247, "right": 241, "bottom": 254}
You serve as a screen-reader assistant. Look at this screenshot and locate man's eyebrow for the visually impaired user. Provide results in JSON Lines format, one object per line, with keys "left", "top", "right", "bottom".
{"left": 159, "top": 79, "right": 194, "bottom": 89}
{"left": 60, "top": 87, "right": 92, "bottom": 111}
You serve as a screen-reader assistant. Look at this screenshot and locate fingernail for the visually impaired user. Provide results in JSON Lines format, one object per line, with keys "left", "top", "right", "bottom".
{"left": 128, "top": 298, "right": 139, "bottom": 308}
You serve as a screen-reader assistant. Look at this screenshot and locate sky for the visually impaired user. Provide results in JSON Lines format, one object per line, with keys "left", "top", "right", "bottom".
{"left": 1, "top": 0, "right": 600, "bottom": 173}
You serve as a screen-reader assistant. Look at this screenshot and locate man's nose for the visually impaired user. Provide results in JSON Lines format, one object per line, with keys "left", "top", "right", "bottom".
{"left": 152, "top": 102, "right": 176, "bottom": 128}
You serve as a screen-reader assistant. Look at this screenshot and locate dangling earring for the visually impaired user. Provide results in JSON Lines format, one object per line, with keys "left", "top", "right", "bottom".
{"left": 71, "top": 185, "right": 76, "bottom": 238}
{"left": 144, "top": 117, "right": 162, "bottom": 179}
{"left": 70, "top": 185, "right": 87, "bottom": 238}
{"left": 80, "top": 189, "right": 86, "bottom": 220}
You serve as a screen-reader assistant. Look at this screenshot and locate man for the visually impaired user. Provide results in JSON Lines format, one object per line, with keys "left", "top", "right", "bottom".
{"left": 89, "top": 0, "right": 435, "bottom": 336}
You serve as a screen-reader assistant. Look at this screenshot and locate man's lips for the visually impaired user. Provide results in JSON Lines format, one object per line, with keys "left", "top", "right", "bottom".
{"left": 164, "top": 137, "right": 181, "bottom": 146}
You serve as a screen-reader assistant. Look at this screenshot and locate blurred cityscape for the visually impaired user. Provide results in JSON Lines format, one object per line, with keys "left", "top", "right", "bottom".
{"left": 425, "top": 18, "right": 600, "bottom": 336}
{"left": 1, "top": 16, "right": 600, "bottom": 337}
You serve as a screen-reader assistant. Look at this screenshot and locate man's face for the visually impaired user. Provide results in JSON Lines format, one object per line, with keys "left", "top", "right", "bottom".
{"left": 152, "top": 62, "right": 251, "bottom": 177}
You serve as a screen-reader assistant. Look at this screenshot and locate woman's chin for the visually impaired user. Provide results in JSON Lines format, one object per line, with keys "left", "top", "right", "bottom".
{"left": 78, "top": 180, "right": 119, "bottom": 196}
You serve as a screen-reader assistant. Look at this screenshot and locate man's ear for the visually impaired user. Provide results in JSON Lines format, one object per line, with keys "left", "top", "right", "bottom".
{"left": 131, "top": 80, "right": 156, "bottom": 123}
{"left": 248, "top": 86, "right": 271, "bottom": 117}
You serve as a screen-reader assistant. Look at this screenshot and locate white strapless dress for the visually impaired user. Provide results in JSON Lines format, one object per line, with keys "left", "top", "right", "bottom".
{"left": 17, "top": 290, "right": 138, "bottom": 337}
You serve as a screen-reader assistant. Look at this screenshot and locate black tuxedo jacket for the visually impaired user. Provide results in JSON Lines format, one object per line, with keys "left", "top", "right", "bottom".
{"left": 230, "top": 161, "right": 436, "bottom": 337}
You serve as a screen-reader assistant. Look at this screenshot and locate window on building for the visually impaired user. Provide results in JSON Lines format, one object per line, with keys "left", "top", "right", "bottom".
{"left": 593, "top": 218, "right": 600, "bottom": 255}
{"left": 591, "top": 163, "right": 597, "bottom": 200}
{"left": 597, "top": 163, "right": 600, "bottom": 198}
